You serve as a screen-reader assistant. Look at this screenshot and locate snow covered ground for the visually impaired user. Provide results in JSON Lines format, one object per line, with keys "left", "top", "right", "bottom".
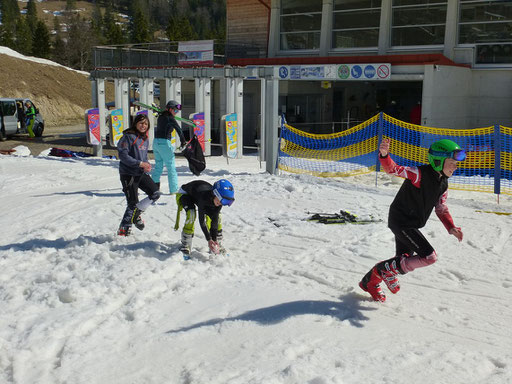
{"left": 1, "top": 147, "right": 512, "bottom": 384}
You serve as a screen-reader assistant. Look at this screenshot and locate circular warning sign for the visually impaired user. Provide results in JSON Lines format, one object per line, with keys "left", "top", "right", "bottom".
{"left": 337, "top": 64, "right": 350, "bottom": 79}
{"left": 377, "top": 64, "right": 390, "bottom": 79}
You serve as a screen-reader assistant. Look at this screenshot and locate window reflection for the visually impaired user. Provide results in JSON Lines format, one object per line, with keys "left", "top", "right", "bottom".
{"left": 391, "top": 1, "right": 447, "bottom": 46}
{"left": 459, "top": 0, "right": 512, "bottom": 44}
{"left": 332, "top": 0, "right": 381, "bottom": 49}
{"left": 280, "top": 0, "right": 322, "bottom": 50}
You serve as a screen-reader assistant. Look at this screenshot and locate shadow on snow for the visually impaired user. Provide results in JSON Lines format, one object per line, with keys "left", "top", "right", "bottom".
{"left": 167, "top": 293, "right": 376, "bottom": 332}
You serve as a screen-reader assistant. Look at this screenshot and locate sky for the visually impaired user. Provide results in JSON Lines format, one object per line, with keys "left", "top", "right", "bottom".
{"left": 1, "top": 145, "right": 512, "bottom": 384}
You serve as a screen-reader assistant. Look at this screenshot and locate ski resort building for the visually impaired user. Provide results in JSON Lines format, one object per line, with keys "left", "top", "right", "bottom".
{"left": 90, "top": 0, "right": 512, "bottom": 174}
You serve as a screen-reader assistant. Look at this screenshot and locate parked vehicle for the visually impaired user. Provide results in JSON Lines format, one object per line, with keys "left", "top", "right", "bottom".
{"left": 0, "top": 98, "right": 44, "bottom": 140}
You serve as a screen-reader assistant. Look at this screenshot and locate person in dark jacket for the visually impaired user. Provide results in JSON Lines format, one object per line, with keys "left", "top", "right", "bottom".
{"left": 174, "top": 179, "right": 235, "bottom": 258}
{"left": 117, "top": 114, "right": 161, "bottom": 236}
{"left": 359, "top": 138, "right": 465, "bottom": 302}
{"left": 151, "top": 100, "right": 187, "bottom": 194}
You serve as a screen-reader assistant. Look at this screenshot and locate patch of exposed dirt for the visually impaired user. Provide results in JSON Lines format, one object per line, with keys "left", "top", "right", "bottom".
{"left": 0, "top": 53, "right": 94, "bottom": 126}
{"left": 0, "top": 52, "right": 116, "bottom": 127}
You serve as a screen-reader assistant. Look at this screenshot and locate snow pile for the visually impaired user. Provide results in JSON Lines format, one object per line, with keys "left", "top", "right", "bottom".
{"left": 0, "top": 153, "right": 511, "bottom": 384}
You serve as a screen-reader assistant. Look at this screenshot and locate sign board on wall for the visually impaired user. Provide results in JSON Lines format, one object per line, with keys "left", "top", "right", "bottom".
{"left": 178, "top": 40, "right": 214, "bottom": 66}
{"left": 277, "top": 64, "right": 391, "bottom": 81}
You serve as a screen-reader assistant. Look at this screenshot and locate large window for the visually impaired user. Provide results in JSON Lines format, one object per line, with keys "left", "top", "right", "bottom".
{"left": 459, "top": 0, "right": 512, "bottom": 44}
{"left": 332, "top": 0, "right": 382, "bottom": 48}
{"left": 392, "top": 0, "right": 448, "bottom": 46}
{"left": 280, "top": 0, "right": 322, "bottom": 50}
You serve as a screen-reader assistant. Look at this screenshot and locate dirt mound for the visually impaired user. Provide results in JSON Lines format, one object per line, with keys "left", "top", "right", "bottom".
{"left": 0, "top": 53, "right": 92, "bottom": 127}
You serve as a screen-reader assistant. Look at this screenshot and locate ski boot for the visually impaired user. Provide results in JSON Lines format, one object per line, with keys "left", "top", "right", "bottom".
{"left": 180, "top": 232, "right": 193, "bottom": 260}
{"left": 180, "top": 245, "right": 191, "bottom": 260}
{"left": 359, "top": 266, "right": 386, "bottom": 302}
{"left": 376, "top": 256, "right": 403, "bottom": 294}
{"left": 132, "top": 208, "right": 145, "bottom": 231}
{"left": 117, "top": 225, "right": 132, "bottom": 237}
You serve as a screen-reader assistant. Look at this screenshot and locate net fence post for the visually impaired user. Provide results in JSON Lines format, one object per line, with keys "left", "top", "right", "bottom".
{"left": 375, "top": 112, "right": 384, "bottom": 187}
{"left": 494, "top": 124, "right": 501, "bottom": 196}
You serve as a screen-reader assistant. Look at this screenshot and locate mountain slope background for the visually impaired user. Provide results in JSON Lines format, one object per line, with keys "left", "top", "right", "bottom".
{"left": 0, "top": 47, "right": 111, "bottom": 126}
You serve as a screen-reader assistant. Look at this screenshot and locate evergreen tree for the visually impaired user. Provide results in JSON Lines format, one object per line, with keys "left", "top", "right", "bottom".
{"left": 14, "top": 17, "right": 32, "bottom": 55}
{"left": 0, "top": 24, "right": 15, "bottom": 49}
{"left": 26, "top": 0, "right": 37, "bottom": 33}
{"left": 32, "top": 20, "right": 51, "bottom": 58}
{"left": 65, "top": 0, "right": 76, "bottom": 12}
{"left": 51, "top": 16, "right": 67, "bottom": 65}
{"left": 91, "top": 1, "right": 104, "bottom": 43}
{"left": 165, "top": 16, "right": 198, "bottom": 42}
{"left": 130, "top": 7, "right": 151, "bottom": 43}
{"left": 0, "top": 0, "right": 20, "bottom": 23}
{"left": 0, "top": 0, "right": 19, "bottom": 48}
{"left": 105, "top": 18, "right": 125, "bottom": 45}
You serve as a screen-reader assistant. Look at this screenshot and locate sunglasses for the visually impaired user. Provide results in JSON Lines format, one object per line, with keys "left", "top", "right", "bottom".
{"left": 429, "top": 148, "right": 466, "bottom": 162}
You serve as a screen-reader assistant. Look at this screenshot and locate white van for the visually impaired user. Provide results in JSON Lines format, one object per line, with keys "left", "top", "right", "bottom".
{"left": 0, "top": 98, "right": 19, "bottom": 141}
{"left": 0, "top": 98, "right": 45, "bottom": 141}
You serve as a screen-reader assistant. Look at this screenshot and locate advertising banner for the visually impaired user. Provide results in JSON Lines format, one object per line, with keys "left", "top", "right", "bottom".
{"left": 225, "top": 113, "right": 238, "bottom": 159}
{"left": 86, "top": 108, "right": 101, "bottom": 145}
{"left": 191, "top": 112, "right": 205, "bottom": 151}
{"left": 178, "top": 40, "right": 214, "bottom": 66}
{"left": 110, "top": 109, "right": 123, "bottom": 146}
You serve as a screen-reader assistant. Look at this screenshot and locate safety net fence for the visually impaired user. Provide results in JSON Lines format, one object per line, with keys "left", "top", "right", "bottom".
{"left": 278, "top": 113, "right": 512, "bottom": 196}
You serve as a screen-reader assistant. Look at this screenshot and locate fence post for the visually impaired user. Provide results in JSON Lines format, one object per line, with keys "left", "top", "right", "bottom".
{"left": 494, "top": 124, "right": 501, "bottom": 196}
{"left": 375, "top": 112, "right": 384, "bottom": 187}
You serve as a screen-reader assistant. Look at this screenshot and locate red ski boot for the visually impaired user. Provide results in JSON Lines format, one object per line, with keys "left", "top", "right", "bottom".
{"left": 378, "top": 258, "right": 401, "bottom": 294}
{"left": 359, "top": 267, "right": 386, "bottom": 302}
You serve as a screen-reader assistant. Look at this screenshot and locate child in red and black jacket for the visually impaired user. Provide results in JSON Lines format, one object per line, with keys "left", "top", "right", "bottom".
{"left": 359, "top": 138, "right": 465, "bottom": 302}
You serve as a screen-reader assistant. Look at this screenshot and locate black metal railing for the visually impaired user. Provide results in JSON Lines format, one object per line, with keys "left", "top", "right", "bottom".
{"left": 93, "top": 41, "right": 267, "bottom": 69}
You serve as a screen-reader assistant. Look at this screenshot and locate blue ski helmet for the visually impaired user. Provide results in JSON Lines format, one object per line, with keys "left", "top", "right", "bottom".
{"left": 213, "top": 179, "right": 235, "bottom": 206}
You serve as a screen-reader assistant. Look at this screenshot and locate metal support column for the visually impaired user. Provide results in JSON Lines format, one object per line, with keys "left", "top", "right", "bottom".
{"left": 115, "top": 78, "right": 130, "bottom": 129}
{"left": 265, "top": 76, "right": 279, "bottom": 174}
{"left": 234, "top": 77, "right": 243, "bottom": 158}
{"left": 93, "top": 78, "right": 106, "bottom": 158}
{"left": 203, "top": 78, "right": 212, "bottom": 156}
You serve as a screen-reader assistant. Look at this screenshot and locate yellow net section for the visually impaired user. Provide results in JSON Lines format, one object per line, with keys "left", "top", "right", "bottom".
{"left": 278, "top": 114, "right": 512, "bottom": 195}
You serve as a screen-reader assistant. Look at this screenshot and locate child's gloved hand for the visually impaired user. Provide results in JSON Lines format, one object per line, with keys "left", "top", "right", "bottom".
{"left": 208, "top": 240, "right": 220, "bottom": 254}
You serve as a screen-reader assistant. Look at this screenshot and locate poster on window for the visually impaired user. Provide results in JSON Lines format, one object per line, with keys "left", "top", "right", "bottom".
{"left": 191, "top": 112, "right": 206, "bottom": 151}
{"left": 110, "top": 109, "right": 124, "bottom": 146}
{"left": 178, "top": 40, "right": 214, "bottom": 66}
{"left": 225, "top": 113, "right": 238, "bottom": 159}
{"left": 86, "top": 108, "right": 101, "bottom": 145}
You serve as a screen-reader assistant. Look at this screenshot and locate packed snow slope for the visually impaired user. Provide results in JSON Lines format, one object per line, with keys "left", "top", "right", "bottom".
{"left": 1, "top": 148, "right": 512, "bottom": 384}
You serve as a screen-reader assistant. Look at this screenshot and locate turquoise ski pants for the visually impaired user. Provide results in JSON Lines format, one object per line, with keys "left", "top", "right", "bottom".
{"left": 151, "top": 138, "right": 178, "bottom": 194}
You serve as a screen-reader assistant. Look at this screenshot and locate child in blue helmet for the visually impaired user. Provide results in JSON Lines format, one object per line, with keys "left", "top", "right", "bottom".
{"left": 359, "top": 138, "right": 465, "bottom": 302}
{"left": 174, "top": 179, "right": 235, "bottom": 257}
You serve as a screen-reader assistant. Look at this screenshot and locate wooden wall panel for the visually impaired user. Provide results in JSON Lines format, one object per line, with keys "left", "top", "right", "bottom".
{"left": 227, "top": 0, "right": 270, "bottom": 52}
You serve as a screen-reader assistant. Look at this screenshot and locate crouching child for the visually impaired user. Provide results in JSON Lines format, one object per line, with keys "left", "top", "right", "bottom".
{"left": 174, "top": 179, "right": 235, "bottom": 258}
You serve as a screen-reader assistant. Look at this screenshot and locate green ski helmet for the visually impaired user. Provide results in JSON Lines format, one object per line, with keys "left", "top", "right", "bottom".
{"left": 428, "top": 139, "right": 466, "bottom": 171}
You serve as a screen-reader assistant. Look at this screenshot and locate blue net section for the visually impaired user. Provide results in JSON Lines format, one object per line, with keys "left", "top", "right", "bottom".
{"left": 278, "top": 113, "right": 512, "bottom": 195}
